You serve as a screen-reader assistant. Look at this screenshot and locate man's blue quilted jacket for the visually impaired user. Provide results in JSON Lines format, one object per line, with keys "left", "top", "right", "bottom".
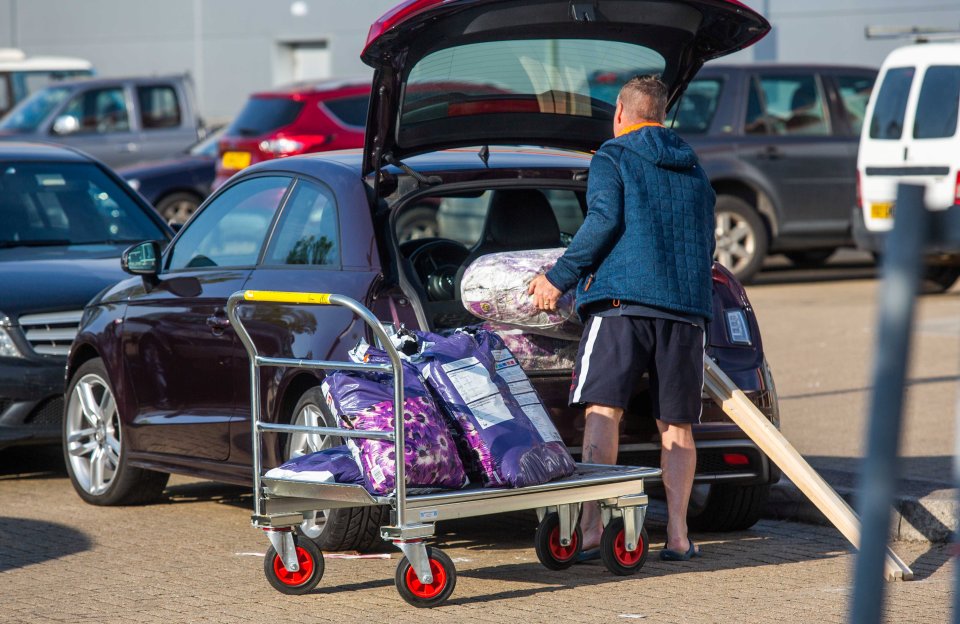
{"left": 545, "top": 125, "right": 716, "bottom": 320}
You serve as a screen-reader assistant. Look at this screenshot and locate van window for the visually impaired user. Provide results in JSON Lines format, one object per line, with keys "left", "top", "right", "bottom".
{"left": 869, "top": 67, "right": 914, "bottom": 140}
{"left": 913, "top": 66, "right": 960, "bottom": 140}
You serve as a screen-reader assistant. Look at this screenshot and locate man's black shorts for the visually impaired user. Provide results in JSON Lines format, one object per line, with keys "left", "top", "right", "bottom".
{"left": 569, "top": 315, "right": 705, "bottom": 424}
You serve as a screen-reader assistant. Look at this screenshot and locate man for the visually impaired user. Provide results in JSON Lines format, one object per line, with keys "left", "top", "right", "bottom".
{"left": 528, "top": 75, "right": 715, "bottom": 561}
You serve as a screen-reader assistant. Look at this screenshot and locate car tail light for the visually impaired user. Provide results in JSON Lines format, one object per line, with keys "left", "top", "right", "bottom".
{"left": 722, "top": 453, "right": 750, "bottom": 466}
{"left": 259, "top": 138, "right": 306, "bottom": 155}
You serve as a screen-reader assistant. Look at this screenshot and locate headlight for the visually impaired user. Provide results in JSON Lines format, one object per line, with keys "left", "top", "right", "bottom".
{"left": 0, "top": 317, "right": 23, "bottom": 358}
{"left": 723, "top": 309, "right": 752, "bottom": 346}
{"left": 126, "top": 178, "right": 140, "bottom": 191}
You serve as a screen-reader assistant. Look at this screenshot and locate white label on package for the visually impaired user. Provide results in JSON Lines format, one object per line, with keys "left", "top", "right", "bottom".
{"left": 514, "top": 391, "right": 541, "bottom": 407}
{"left": 508, "top": 380, "right": 535, "bottom": 396}
{"left": 492, "top": 349, "right": 512, "bottom": 362}
{"left": 442, "top": 357, "right": 499, "bottom": 404}
{"left": 497, "top": 364, "right": 527, "bottom": 383}
{"left": 470, "top": 393, "right": 514, "bottom": 429}
{"left": 370, "top": 464, "right": 386, "bottom": 485}
{"left": 521, "top": 403, "right": 562, "bottom": 443}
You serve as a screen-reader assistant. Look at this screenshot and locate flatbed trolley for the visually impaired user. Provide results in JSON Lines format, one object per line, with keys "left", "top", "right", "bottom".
{"left": 228, "top": 290, "right": 661, "bottom": 607}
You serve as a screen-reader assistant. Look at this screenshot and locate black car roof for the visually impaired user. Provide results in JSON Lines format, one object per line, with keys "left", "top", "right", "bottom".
{"left": 0, "top": 141, "right": 92, "bottom": 162}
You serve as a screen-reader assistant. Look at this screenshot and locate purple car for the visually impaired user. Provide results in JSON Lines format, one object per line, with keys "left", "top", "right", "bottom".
{"left": 64, "top": 0, "right": 777, "bottom": 552}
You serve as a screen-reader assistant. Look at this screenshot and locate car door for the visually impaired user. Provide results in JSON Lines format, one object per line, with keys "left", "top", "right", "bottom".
{"left": 120, "top": 175, "right": 293, "bottom": 461}
{"left": 135, "top": 83, "right": 196, "bottom": 163}
{"left": 46, "top": 84, "right": 142, "bottom": 168}
{"left": 737, "top": 71, "right": 853, "bottom": 238}
{"left": 230, "top": 173, "right": 382, "bottom": 466}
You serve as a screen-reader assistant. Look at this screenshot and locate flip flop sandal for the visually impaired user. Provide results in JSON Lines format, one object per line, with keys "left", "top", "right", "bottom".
{"left": 659, "top": 540, "right": 700, "bottom": 561}
{"left": 574, "top": 547, "right": 601, "bottom": 563}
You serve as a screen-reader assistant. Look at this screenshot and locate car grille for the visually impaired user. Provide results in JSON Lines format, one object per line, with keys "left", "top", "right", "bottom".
{"left": 18, "top": 310, "right": 83, "bottom": 356}
{"left": 28, "top": 397, "right": 64, "bottom": 427}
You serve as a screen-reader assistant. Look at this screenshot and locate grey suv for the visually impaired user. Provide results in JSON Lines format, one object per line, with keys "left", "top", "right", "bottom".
{"left": 0, "top": 75, "right": 204, "bottom": 168}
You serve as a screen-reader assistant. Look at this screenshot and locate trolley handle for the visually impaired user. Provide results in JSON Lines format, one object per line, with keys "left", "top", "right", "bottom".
{"left": 227, "top": 290, "right": 410, "bottom": 526}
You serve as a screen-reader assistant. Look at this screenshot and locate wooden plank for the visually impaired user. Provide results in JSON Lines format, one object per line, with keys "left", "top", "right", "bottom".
{"left": 702, "top": 356, "right": 914, "bottom": 582}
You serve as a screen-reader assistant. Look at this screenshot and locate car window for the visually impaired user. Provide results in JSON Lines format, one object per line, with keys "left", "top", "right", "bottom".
{"left": 10, "top": 70, "right": 93, "bottom": 102}
{"left": 138, "top": 84, "right": 182, "bottom": 129}
{"left": 435, "top": 189, "right": 584, "bottom": 245}
{"left": 869, "top": 66, "right": 915, "bottom": 140}
{"left": 668, "top": 78, "right": 722, "bottom": 134}
{"left": 0, "top": 86, "right": 71, "bottom": 132}
{"left": 167, "top": 176, "right": 290, "bottom": 270}
{"left": 836, "top": 75, "right": 875, "bottom": 136}
{"left": 263, "top": 179, "right": 340, "bottom": 266}
{"left": 322, "top": 95, "right": 369, "bottom": 129}
{"left": 0, "top": 162, "right": 165, "bottom": 245}
{"left": 58, "top": 87, "right": 130, "bottom": 134}
{"left": 913, "top": 65, "right": 960, "bottom": 140}
{"left": 226, "top": 97, "right": 304, "bottom": 136}
{"left": 746, "top": 74, "right": 828, "bottom": 136}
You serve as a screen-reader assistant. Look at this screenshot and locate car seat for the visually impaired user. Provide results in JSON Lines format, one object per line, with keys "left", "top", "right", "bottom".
{"left": 786, "top": 84, "right": 825, "bottom": 134}
{"left": 462, "top": 189, "right": 562, "bottom": 267}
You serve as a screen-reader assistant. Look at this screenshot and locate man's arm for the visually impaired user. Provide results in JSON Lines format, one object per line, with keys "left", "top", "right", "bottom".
{"left": 544, "top": 150, "right": 625, "bottom": 292}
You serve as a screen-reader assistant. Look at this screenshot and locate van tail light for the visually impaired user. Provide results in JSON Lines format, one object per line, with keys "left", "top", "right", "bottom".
{"left": 856, "top": 170, "right": 863, "bottom": 210}
{"left": 954, "top": 170, "right": 960, "bottom": 205}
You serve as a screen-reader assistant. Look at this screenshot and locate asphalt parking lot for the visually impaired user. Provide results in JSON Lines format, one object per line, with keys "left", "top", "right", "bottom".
{"left": 1, "top": 252, "right": 956, "bottom": 623}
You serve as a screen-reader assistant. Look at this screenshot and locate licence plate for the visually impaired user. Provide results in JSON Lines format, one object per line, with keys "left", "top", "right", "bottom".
{"left": 870, "top": 202, "right": 894, "bottom": 219}
{"left": 221, "top": 151, "right": 251, "bottom": 170}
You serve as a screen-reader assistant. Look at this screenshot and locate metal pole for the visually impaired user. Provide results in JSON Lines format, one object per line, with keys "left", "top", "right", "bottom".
{"left": 850, "top": 184, "right": 928, "bottom": 623}
{"left": 953, "top": 382, "right": 960, "bottom": 623}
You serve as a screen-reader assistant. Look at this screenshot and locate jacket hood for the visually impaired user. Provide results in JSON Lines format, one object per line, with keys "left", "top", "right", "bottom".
{"left": 617, "top": 126, "right": 698, "bottom": 171}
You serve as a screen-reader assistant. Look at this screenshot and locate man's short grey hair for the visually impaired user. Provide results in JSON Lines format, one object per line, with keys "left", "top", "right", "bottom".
{"left": 617, "top": 74, "right": 668, "bottom": 123}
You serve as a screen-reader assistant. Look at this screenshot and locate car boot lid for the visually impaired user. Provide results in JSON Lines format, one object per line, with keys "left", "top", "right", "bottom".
{"left": 360, "top": 0, "right": 769, "bottom": 174}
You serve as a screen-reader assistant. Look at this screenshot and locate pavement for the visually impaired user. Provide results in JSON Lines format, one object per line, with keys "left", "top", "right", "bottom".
{"left": 747, "top": 251, "right": 959, "bottom": 543}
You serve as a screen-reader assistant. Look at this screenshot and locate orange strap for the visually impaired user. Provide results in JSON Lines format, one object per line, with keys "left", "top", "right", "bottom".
{"left": 616, "top": 121, "right": 664, "bottom": 138}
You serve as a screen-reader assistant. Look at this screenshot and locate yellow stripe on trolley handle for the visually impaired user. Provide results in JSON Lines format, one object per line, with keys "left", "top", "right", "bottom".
{"left": 243, "top": 290, "right": 332, "bottom": 305}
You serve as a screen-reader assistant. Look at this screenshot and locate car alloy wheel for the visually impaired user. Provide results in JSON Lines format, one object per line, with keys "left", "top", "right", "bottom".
{"left": 65, "top": 372, "right": 121, "bottom": 496}
{"left": 287, "top": 390, "right": 341, "bottom": 539}
{"left": 715, "top": 210, "right": 756, "bottom": 274}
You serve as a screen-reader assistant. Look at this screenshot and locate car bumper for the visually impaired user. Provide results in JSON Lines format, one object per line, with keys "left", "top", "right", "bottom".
{"left": 0, "top": 357, "right": 66, "bottom": 448}
{"left": 852, "top": 206, "right": 885, "bottom": 253}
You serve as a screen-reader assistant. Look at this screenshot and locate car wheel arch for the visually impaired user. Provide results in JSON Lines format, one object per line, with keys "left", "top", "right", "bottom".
{"left": 67, "top": 343, "right": 102, "bottom": 382}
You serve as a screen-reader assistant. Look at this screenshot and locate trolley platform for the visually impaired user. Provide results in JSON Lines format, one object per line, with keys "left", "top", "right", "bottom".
{"left": 228, "top": 290, "right": 661, "bottom": 607}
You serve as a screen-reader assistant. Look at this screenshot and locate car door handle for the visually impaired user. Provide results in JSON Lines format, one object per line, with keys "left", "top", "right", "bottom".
{"left": 206, "top": 313, "right": 230, "bottom": 335}
{"left": 757, "top": 145, "right": 782, "bottom": 160}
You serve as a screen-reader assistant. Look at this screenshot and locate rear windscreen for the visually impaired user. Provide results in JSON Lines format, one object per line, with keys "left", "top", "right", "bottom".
{"left": 227, "top": 97, "right": 304, "bottom": 137}
{"left": 913, "top": 65, "right": 960, "bottom": 139}
{"left": 401, "top": 39, "right": 666, "bottom": 126}
{"left": 869, "top": 66, "right": 914, "bottom": 140}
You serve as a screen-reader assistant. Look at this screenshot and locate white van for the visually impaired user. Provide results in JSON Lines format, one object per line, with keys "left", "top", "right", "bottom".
{"left": 0, "top": 48, "right": 93, "bottom": 118}
{"left": 854, "top": 41, "right": 960, "bottom": 292}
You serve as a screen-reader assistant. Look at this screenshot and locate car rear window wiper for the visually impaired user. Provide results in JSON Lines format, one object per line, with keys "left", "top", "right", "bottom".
{"left": 0, "top": 239, "right": 73, "bottom": 248}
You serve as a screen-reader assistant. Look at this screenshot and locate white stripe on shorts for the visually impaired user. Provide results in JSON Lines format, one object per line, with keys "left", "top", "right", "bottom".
{"left": 572, "top": 316, "right": 603, "bottom": 404}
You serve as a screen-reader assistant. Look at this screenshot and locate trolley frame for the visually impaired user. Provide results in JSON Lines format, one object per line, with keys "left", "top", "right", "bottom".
{"left": 227, "top": 290, "right": 660, "bottom": 588}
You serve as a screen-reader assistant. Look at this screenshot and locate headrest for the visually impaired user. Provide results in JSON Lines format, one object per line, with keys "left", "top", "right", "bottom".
{"left": 483, "top": 189, "right": 561, "bottom": 249}
{"left": 791, "top": 85, "right": 816, "bottom": 111}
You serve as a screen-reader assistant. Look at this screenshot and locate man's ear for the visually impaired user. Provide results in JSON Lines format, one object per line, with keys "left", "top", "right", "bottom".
{"left": 614, "top": 100, "right": 623, "bottom": 123}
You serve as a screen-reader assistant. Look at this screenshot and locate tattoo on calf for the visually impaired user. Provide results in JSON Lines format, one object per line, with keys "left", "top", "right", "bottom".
{"left": 583, "top": 442, "right": 601, "bottom": 463}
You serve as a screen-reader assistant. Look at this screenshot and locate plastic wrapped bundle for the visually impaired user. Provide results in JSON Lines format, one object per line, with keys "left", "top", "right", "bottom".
{"left": 322, "top": 362, "right": 468, "bottom": 496}
{"left": 482, "top": 323, "right": 580, "bottom": 371}
{"left": 264, "top": 445, "right": 364, "bottom": 486}
{"left": 460, "top": 248, "right": 583, "bottom": 340}
{"left": 413, "top": 329, "right": 575, "bottom": 488}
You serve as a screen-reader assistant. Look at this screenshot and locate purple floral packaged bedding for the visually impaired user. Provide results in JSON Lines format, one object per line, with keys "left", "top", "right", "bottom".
{"left": 411, "top": 329, "right": 576, "bottom": 488}
{"left": 482, "top": 323, "right": 580, "bottom": 371}
{"left": 460, "top": 248, "right": 583, "bottom": 340}
{"left": 264, "top": 445, "right": 364, "bottom": 486}
{"left": 321, "top": 362, "right": 468, "bottom": 496}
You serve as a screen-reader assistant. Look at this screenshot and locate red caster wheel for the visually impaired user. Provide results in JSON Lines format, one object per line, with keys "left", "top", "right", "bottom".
{"left": 534, "top": 512, "right": 583, "bottom": 570}
{"left": 263, "top": 537, "right": 324, "bottom": 595}
{"left": 600, "top": 518, "right": 648, "bottom": 576}
{"left": 395, "top": 546, "right": 456, "bottom": 607}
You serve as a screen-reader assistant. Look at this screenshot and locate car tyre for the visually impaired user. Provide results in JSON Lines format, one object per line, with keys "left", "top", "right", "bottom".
{"left": 920, "top": 265, "right": 960, "bottom": 294}
{"left": 396, "top": 204, "right": 440, "bottom": 242}
{"left": 286, "top": 387, "right": 388, "bottom": 552}
{"left": 156, "top": 191, "right": 202, "bottom": 225}
{"left": 686, "top": 483, "right": 769, "bottom": 532}
{"left": 63, "top": 358, "right": 169, "bottom": 505}
{"left": 714, "top": 195, "right": 768, "bottom": 284}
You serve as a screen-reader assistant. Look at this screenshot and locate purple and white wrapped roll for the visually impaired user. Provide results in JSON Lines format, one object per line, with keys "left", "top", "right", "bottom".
{"left": 460, "top": 248, "right": 583, "bottom": 340}
{"left": 322, "top": 362, "right": 468, "bottom": 496}
{"left": 412, "top": 329, "right": 575, "bottom": 488}
{"left": 482, "top": 323, "right": 580, "bottom": 371}
{"left": 265, "top": 445, "right": 364, "bottom": 486}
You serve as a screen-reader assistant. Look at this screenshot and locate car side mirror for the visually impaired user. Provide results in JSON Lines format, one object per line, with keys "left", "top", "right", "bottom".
{"left": 52, "top": 115, "right": 80, "bottom": 136}
{"left": 122, "top": 241, "right": 162, "bottom": 277}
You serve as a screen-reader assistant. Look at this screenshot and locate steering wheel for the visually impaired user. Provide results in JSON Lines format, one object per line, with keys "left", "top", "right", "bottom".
{"left": 405, "top": 239, "right": 469, "bottom": 301}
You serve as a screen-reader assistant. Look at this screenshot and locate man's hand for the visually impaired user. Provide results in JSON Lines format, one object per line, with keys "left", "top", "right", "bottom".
{"left": 528, "top": 274, "right": 562, "bottom": 312}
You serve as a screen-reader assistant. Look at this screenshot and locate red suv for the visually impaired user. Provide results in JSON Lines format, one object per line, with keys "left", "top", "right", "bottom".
{"left": 213, "top": 78, "right": 370, "bottom": 189}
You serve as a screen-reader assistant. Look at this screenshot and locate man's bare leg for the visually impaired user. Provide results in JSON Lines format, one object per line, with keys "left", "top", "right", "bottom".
{"left": 580, "top": 404, "right": 623, "bottom": 550}
{"left": 656, "top": 420, "right": 698, "bottom": 553}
